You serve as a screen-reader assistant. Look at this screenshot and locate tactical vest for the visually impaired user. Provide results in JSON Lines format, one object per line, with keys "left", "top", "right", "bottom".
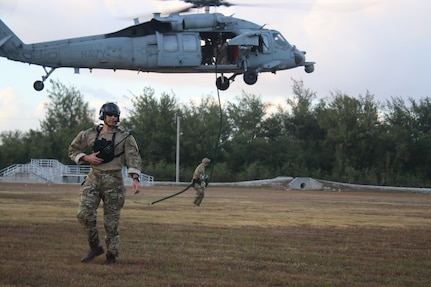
{"left": 92, "top": 127, "right": 126, "bottom": 163}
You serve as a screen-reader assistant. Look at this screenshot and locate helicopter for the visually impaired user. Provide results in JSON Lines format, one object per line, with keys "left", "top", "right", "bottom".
{"left": 0, "top": 0, "right": 315, "bottom": 91}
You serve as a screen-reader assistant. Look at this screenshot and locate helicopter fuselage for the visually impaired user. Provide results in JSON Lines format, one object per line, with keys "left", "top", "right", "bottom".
{"left": 0, "top": 12, "right": 314, "bottom": 91}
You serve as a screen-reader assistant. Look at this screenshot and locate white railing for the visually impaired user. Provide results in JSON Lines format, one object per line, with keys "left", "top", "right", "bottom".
{"left": 0, "top": 159, "right": 154, "bottom": 185}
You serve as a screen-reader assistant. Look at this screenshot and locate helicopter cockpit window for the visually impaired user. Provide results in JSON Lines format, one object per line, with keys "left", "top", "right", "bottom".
{"left": 163, "top": 35, "right": 179, "bottom": 52}
{"left": 272, "top": 32, "right": 290, "bottom": 48}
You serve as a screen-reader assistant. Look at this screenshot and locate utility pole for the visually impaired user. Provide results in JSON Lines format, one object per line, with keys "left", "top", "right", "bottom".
{"left": 176, "top": 116, "right": 180, "bottom": 182}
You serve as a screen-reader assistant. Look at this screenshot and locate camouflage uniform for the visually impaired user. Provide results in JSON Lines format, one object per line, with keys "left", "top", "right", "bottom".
{"left": 192, "top": 158, "right": 210, "bottom": 206}
{"left": 69, "top": 124, "right": 141, "bottom": 258}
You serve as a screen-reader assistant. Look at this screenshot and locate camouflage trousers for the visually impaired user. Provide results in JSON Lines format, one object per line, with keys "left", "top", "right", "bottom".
{"left": 193, "top": 182, "right": 205, "bottom": 206}
{"left": 77, "top": 170, "right": 125, "bottom": 257}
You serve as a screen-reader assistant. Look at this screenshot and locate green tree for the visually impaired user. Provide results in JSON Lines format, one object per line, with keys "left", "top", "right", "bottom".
{"left": 409, "top": 97, "right": 431, "bottom": 181}
{"left": 39, "top": 79, "right": 95, "bottom": 163}
{"left": 121, "top": 87, "right": 180, "bottom": 180}
{"left": 0, "top": 80, "right": 94, "bottom": 168}
{"left": 180, "top": 95, "right": 229, "bottom": 168}
{"left": 0, "top": 130, "right": 29, "bottom": 168}
{"left": 4, "top": 80, "right": 431, "bottom": 186}
{"left": 224, "top": 92, "right": 269, "bottom": 179}
{"left": 317, "top": 91, "right": 381, "bottom": 183}
{"left": 381, "top": 97, "right": 413, "bottom": 184}
{"left": 282, "top": 79, "right": 324, "bottom": 176}
{"left": 382, "top": 96, "right": 431, "bottom": 186}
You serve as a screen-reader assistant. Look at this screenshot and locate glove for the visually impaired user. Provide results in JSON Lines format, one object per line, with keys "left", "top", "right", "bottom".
{"left": 203, "top": 175, "right": 209, "bottom": 187}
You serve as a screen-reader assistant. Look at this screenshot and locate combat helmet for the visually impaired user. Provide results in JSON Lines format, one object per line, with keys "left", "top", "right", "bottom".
{"left": 99, "top": 102, "right": 121, "bottom": 121}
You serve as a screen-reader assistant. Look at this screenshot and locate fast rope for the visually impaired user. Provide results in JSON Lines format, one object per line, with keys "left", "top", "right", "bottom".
{"left": 147, "top": 76, "right": 222, "bottom": 205}
{"left": 208, "top": 35, "right": 224, "bottom": 182}
{"left": 147, "top": 40, "right": 224, "bottom": 205}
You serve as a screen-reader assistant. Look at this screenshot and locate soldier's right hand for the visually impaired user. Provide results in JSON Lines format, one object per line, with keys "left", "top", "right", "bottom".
{"left": 84, "top": 152, "right": 104, "bottom": 165}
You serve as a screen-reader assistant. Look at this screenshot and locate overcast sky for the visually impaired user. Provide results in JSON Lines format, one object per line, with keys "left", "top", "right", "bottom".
{"left": 1, "top": 0, "right": 430, "bottom": 132}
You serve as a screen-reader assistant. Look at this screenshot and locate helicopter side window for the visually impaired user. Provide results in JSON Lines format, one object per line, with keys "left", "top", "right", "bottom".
{"left": 183, "top": 34, "right": 198, "bottom": 52}
{"left": 262, "top": 34, "right": 270, "bottom": 53}
{"left": 272, "top": 32, "right": 290, "bottom": 48}
{"left": 163, "top": 35, "right": 179, "bottom": 52}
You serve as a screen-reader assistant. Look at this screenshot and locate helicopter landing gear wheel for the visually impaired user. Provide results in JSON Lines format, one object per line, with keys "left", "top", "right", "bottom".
{"left": 216, "top": 75, "right": 230, "bottom": 91}
{"left": 33, "top": 81, "right": 45, "bottom": 91}
{"left": 33, "top": 67, "right": 56, "bottom": 91}
{"left": 243, "top": 70, "right": 258, "bottom": 85}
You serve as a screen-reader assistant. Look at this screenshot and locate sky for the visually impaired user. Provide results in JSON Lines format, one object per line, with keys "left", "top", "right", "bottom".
{"left": 0, "top": 0, "right": 430, "bottom": 133}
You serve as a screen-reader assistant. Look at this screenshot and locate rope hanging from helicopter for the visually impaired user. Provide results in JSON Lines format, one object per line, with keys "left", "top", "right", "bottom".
{"left": 208, "top": 32, "right": 224, "bottom": 181}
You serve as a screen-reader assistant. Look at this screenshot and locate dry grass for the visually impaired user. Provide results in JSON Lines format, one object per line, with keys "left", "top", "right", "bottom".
{"left": 0, "top": 183, "right": 430, "bottom": 287}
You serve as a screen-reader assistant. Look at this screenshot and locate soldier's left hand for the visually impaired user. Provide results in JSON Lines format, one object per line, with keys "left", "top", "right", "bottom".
{"left": 132, "top": 180, "right": 140, "bottom": 194}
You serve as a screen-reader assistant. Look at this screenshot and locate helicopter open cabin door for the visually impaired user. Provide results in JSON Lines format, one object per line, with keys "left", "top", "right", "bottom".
{"left": 156, "top": 32, "right": 201, "bottom": 67}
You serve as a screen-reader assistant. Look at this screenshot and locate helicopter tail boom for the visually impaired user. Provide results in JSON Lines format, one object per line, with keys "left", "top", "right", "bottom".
{"left": 0, "top": 20, "right": 26, "bottom": 61}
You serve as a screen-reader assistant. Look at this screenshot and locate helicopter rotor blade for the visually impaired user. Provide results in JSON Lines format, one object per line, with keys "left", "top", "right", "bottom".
{"left": 156, "top": 0, "right": 282, "bottom": 10}
{"left": 155, "top": 4, "right": 194, "bottom": 15}
{"left": 111, "top": 3, "right": 193, "bottom": 23}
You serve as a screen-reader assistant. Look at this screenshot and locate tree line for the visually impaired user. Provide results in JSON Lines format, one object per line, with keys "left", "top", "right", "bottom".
{"left": 1, "top": 79, "right": 431, "bottom": 187}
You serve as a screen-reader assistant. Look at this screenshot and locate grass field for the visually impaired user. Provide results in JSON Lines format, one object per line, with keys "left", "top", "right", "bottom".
{"left": 0, "top": 182, "right": 430, "bottom": 287}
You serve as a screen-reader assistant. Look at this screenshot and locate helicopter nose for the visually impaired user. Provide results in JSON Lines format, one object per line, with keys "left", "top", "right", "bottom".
{"left": 294, "top": 51, "right": 305, "bottom": 65}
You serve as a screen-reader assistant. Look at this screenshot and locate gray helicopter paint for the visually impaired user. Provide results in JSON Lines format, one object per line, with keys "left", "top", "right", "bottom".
{"left": 0, "top": 10, "right": 314, "bottom": 91}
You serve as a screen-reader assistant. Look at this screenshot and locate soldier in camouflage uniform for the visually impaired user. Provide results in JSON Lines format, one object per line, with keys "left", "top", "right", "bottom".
{"left": 192, "top": 158, "right": 211, "bottom": 206}
{"left": 68, "top": 102, "right": 142, "bottom": 265}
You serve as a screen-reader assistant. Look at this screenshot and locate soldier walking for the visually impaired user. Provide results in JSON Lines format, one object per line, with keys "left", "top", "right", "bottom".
{"left": 69, "top": 102, "right": 142, "bottom": 264}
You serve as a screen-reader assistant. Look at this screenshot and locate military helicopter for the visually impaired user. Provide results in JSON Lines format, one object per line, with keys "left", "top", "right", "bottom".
{"left": 0, "top": 0, "right": 314, "bottom": 91}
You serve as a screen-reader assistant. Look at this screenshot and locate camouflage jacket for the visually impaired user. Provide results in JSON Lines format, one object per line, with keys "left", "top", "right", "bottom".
{"left": 193, "top": 163, "right": 206, "bottom": 181}
{"left": 68, "top": 125, "right": 142, "bottom": 175}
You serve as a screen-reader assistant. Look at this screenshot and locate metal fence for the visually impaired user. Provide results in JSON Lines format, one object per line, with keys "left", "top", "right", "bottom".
{"left": 0, "top": 159, "right": 153, "bottom": 185}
